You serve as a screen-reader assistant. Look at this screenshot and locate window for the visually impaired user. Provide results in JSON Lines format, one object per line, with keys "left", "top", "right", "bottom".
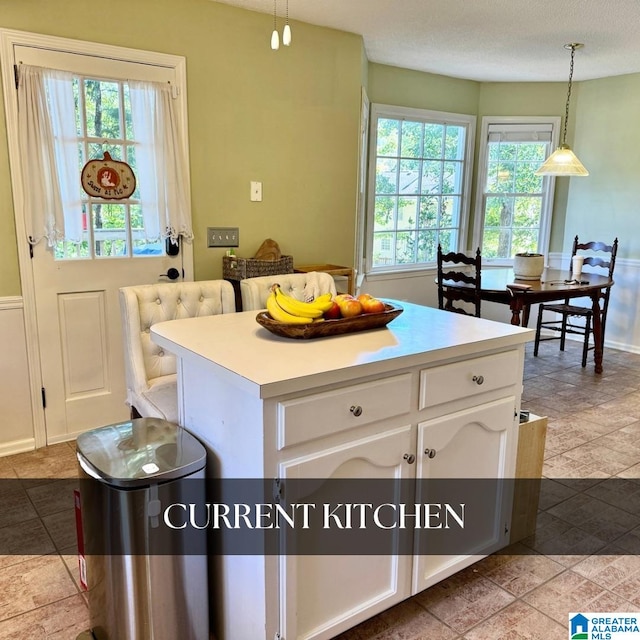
{"left": 366, "top": 104, "right": 475, "bottom": 272}
{"left": 474, "top": 118, "right": 560, "bottom": 262}
{"left": 14, "top": 44, "right": 192, "bottom": 261}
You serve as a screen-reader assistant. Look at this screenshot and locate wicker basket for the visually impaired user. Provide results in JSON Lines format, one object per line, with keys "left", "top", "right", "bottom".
{"left": 223, "top": 255, "right": 294, "bottom": 280}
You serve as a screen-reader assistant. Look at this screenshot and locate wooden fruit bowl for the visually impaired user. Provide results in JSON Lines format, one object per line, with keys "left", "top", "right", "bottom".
{"left": 255, "top": 303, "right": 403, "bottom": 339}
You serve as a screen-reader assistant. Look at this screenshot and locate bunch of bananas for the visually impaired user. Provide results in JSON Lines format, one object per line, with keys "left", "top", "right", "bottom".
{"left": 266, "top": 285, "right": 334, "bottom": 324}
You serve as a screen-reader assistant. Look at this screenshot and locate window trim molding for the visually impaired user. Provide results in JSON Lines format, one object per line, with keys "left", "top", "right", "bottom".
{"left": 364, "top": 103, "right": 476, "bottom": 275}
{"left": 472, "top": 115, "right": 560, "bottom": 265}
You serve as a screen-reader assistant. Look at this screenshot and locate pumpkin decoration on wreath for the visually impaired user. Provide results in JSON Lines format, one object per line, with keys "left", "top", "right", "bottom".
{"left": 81, "top": 151, "right": 136, "bottom": 200}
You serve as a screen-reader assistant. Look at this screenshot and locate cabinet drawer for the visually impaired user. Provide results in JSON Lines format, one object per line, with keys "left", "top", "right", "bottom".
{"left": 277, "top": 373, "right": 412, "bottom": 449}
{"left": 419, "top": 350, "right": 519, "bottom": 409}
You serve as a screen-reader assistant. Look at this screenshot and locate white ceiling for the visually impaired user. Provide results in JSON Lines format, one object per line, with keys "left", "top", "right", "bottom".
{"left": 213, "top": 0, "right": 640, "bottom": 82}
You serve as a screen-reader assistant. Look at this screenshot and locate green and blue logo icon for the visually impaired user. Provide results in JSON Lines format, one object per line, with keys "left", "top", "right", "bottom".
{"left": 570, "top": 613, "right": 588, "bottom": 639}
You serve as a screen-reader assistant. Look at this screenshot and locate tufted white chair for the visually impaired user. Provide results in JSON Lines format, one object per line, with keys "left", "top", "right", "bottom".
{"left": 119, "top": 280, "right": 235, "bottom": 423}
{"left": 240, "top": 272, "right": 337, "bottom": 311}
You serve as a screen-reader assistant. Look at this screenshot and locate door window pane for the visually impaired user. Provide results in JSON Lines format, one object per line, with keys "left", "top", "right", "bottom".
{"left": 54, "top": 76, "right": 164, "bottom": 260}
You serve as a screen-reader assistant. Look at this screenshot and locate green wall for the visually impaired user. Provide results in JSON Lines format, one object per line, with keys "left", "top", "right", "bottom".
{"left": 564, "top": 73, "right": 640, "bottom": 258}
{"left": 367, "top": 63, "right": 480, "bottom": 115}
{"left": 0, "top": 0, "right": 363, "bottom": 295}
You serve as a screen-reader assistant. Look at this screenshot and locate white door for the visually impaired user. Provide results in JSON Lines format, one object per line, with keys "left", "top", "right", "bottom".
{"left": 32, "top": 243, "right": 190, "bottom": 443}
{"left": 1, "top": 31, "right": 193, "bottom": 444}
{"left": 412, "top": 396, "right": 515, "bottom": 592}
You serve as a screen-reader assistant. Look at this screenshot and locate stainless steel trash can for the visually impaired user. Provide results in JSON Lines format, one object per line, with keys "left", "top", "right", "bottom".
{"left": 76, "top": 418, "right": 208, "bottom": 640}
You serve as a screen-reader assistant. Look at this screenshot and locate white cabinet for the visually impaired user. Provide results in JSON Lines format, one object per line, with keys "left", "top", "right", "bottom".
{"left": 150, "top": 301, "right": 531, "bottom": 640}
{"left": 274, "top": 359, "right": 518, "bottom": 639}
{"left": 278, "top": 425, "right": 414, "bottom": 640}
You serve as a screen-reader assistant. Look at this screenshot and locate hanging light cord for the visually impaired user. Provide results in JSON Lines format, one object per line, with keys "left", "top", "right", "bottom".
{"left": 273, "top": 0, "right": 277, "bottom": 31}
{"left": 562, "top": 44, "right": 577, "bottom": 146}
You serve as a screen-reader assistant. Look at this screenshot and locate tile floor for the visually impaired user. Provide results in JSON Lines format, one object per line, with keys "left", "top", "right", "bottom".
{"left": 1, "top": 340, "right": 639, "bottom": 639}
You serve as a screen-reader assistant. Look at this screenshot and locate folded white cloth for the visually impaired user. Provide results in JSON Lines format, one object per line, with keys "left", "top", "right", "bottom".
{"left": 302, "top": 271, "right": 321, "bottom": 302}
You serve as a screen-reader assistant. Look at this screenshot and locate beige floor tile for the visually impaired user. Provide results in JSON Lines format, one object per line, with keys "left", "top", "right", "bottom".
{"left": 9, "top": 443, "right": 77, "bottom": 480}
{"left": 374, "top": 600, "right": 459, "bottom": 640}
{"left": 463, "top": 600, "right": 566, "bottom": 640}
{"left": 26, "top": 478, "right": 79, "bottom": 517}
{"left": 0, "top": 518, "right": 55, "bottom": 569}
{"left": 474, "top": 552, "right": 565, "bottom": 597}
{"left": 42, "top": 508, "right": 77, "bottom": 551}
{"left": 415, "top": 568, "right": 515, "bottom": 633}
{"left": 0, "top": 594, "right": 89, "bottom": 639}
{"left": 572, "top": 552, "right": 640, "bottom": 590}
{"left": 0, "top": 555, "right": 78, "bottom": 622}
{"left": 0, "top": 482, "right": 38, "bottom": 529}
{"left": 522, "top": 570, "right": 630, "bottom": 624}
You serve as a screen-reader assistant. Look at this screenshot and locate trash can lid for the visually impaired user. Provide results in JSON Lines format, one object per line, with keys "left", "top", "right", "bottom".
{"left": 76, "top": 418, "right": 206, "bottom": 487}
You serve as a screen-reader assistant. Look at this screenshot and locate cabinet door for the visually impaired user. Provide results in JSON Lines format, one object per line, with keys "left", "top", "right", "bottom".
{"left": 413, "top": 396, "right": 516, "bottom": 593}
{"left": 278, "top": 425, "right": 414, "bottom": 640}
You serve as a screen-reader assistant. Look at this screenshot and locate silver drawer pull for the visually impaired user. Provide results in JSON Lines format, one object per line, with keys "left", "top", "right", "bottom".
{"left": 424, "top": 448, "right": 437, "bottom": 459}
{"left": 472, "top": 375, "right": 484, "bottom": 385}
{"left": 403, "top": 453, "right": 416, "bottom": 464}
{"left": 350, "top": 405, "right": 363, "bottom": 417}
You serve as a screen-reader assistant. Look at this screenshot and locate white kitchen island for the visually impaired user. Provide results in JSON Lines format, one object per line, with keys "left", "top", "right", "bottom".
{"left": 151, "top": 300, "right": 533, "bottom": 640}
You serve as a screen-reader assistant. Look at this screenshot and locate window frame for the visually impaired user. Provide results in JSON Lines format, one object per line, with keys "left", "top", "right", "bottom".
{"left": 364, "top": 103, "right": 476, "bottom": 275}
{"left": 472, "top": 116, "right": 560, "bottom": 265}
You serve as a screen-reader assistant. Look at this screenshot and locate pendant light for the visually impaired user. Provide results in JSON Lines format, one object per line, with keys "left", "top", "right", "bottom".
{"left": 283, "top": 0, "right": 292, "bottom": 46}
{"left": 270, "top": 0, "right": 279, "bottom": 50}
{"left": 535, "top": 43, "right": 589, "bottom": 177}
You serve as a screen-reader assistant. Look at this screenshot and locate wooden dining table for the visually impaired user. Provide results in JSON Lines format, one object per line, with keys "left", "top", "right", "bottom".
{"left": 441, "top": 267, "right": 614, "bottom": 373}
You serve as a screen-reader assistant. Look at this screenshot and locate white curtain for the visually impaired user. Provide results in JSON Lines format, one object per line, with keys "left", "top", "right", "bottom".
{"left": 129, "top": 81, "right": 193, "bottom": 243}
{"left": 17, "top": 65, "right": 83, "bottom": 246}
{"left": 17, "top": 66, "right": 193, "bottom": 247}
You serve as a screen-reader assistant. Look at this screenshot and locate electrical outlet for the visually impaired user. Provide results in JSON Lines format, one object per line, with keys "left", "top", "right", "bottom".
{"left": 207, "top": 227, "right": 239, "bottom": 248}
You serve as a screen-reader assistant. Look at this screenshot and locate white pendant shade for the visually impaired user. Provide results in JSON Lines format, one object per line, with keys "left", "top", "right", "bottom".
{"left": 271, "top": 29, "right": 280, "bottom": 50}
{"left": 283, "top": 23, "right": 292, "bottom": 46}
{"left": 535, "top": 144, "right": 589, "bottom": 176}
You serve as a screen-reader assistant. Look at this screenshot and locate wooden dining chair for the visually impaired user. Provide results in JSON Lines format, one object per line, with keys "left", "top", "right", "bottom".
{"left": 533, "top": 236, "right": 618, "bottom": 367}
{"left": 437, "top": 244, "right": 482, "bottom": 317}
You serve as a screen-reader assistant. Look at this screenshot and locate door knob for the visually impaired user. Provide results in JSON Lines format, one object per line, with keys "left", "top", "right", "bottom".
{"left": 160, "top": 268, "right": 181, "bottom": 280}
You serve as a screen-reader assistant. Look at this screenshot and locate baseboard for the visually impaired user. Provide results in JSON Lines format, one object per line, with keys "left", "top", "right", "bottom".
{"left": 0, "top": 437, "right": 35, "bottom": 458}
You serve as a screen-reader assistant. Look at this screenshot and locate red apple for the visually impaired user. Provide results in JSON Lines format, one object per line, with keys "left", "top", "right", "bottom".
{"left": 337, "top": 297, "right": 363, "bottom": 318}
{"left": 323, "top": 301, "right": 341, "bottom": 320}
{"left": 360, "top": 296, "right": 386, "bottom": 314}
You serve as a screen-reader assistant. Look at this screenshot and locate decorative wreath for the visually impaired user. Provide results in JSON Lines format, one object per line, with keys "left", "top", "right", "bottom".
{"left": 81, "top": 151, "right": 136, "bottom": 200}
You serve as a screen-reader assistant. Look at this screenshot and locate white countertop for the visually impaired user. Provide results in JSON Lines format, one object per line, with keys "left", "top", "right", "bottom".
{"left": 151, "top": 301, "right": 533, "bottom": 399}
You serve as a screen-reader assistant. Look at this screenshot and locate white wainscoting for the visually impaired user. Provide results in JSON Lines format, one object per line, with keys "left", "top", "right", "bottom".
{"left": 361, "top": 254, "right": 640, "bottom": 354}
{"left": 0, "top": 297, "right": 35, "bottom": 455}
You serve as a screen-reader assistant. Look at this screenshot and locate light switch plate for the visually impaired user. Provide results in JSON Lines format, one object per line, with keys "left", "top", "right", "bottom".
{"left": 207, "top": 227, "right": 239, "bottom": 248}
{"left": 250, "top": 181, "right": 262, "bottom": 202}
